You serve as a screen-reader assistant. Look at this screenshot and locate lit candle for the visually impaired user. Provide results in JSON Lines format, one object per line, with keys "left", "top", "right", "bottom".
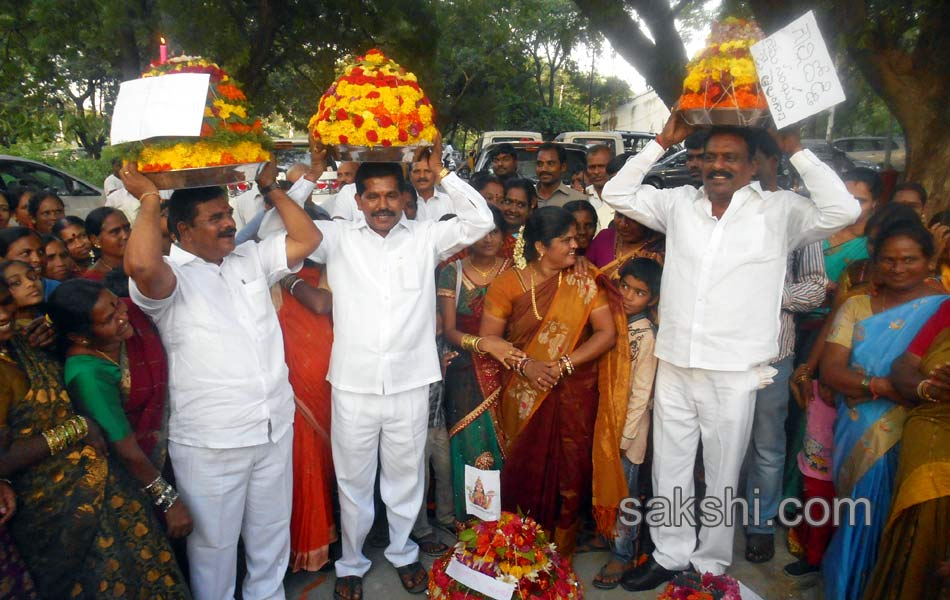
{"left": 159, "top": 37, "right": 167, "bottom": 64}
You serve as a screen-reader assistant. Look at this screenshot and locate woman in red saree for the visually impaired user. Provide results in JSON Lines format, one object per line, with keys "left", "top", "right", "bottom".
{"left": 275, "top": 263, "right": 337, "bottom": 572}
{"left": 476, "top": 207, "right": 630, "bottom": 556}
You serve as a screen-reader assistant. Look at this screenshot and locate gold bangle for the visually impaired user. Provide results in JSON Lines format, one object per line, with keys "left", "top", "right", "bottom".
{"left": 139, "top": 191, "right": 160, "bottom": 202}
{"left": 41, "top": 430, "right": 57, "bottom": 456}
{"left": 472, "top": 337, "right": 487, "bottom": 355}
{"left": 438, "top": 167, "right": 450, "bottom": 181}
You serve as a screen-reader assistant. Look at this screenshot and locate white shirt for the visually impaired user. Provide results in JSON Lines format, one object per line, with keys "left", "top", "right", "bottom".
{"left": 104, "top": 174, "right": 140, "bottom": 224}
{"left": 415, "top": 188, "right": 452, "bottom": 221}
{"left": 602, "top": 140, "right": 859, "bottom": 371}
{"left": 329, "top": 183, "right": 363, "bottom": 221}
{"left": 129, "top": 236, "right": 299, "bottom": 448}
{"left": 230, "top": 184, "right": 264, "bottom": 230}
{"left": 299, "top": 173, "right": 492, "bottom": 394}
{"left": 103, "top": 173, "right": 123, "bottom": 196}
{"left": 585, "top": 184, "right": 614, "bottom": 234}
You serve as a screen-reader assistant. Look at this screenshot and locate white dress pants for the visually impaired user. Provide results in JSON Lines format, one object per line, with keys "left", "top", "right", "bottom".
{"left": 168, "top": 430, "right": 293, "bottom": 600}
{"left": 650, "top": 360, "right": 759, "bottom": 575}
{"left": 332, "top": 385, "right": 429, "bottom": 577}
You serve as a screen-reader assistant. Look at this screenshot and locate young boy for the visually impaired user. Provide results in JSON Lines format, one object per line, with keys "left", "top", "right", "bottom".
{"left": 594, "top": 257, "right": 663, "bottom": 589}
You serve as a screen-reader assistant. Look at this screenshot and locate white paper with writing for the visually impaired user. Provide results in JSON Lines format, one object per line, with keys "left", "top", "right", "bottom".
{"left": 446, "top": 557, "right": 515, "bottom": 600}
{"left": 110, "top": 73, "right": 211, "bottom": 145}
{"left": 750, "top": 11, "right": 845, "bottom": 128}
{"left": 464, "top": 464, "right": 501, "bottom": 521}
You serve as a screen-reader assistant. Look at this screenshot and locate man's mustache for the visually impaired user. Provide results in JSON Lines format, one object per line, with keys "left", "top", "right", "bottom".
{"left": 372, "top": 210, "right": 397, "bottom": 218}
{"left": 706, "top": 170, "right": 733, "bottom": 179}
{"left": 219, "top": 229, "right": 237, "bottom": 238}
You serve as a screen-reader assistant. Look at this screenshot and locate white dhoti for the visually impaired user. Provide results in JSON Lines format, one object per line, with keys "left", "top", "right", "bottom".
{"left": 331, "top": 385, "right": 429, "bottom": 577}
{"left": 650, "top": 360, "right": 759, "bottom": 576}
{"left": 169, "top": 429, "right": 293, "bottom": 600}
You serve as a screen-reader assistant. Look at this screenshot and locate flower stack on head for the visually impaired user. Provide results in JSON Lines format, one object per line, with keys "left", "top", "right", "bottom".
{"left": 657, "top": 571, "right": 743, "bottom": 600}
{"left": 428, "top": 512, "right": 582, "bottom": 600}
{"left": 309, "top": 49, "right": 439, "bottom": 158}
{"left": 679, "top": 17, "right": 769, "bottom": 126}
{"left": 129, "top": 56, "right": 270, "bottom": 173}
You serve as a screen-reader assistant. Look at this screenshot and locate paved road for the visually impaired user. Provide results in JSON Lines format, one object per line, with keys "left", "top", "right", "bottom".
{"left": 284, "top": 526, "right": 824, "bottom": 599}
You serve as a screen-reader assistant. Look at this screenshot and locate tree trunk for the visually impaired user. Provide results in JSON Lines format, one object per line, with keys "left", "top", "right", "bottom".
{"left": 572, "top": 0, "right": 688, "bottom": 107}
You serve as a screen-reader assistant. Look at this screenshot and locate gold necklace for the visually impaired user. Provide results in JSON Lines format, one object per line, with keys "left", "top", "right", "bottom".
{"left": 469, "top": 257, "right": 499, "bottom": 280}
{"left": 529, "top": 266, "right": 562, "bottom": 321}
{"left": 93, "top": 348, "right": 120, "bottom": 366}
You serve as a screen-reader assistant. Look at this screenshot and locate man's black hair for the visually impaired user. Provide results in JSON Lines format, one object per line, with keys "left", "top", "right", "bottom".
{"left": 754, "top": 130, "right": 782, "bottom": 159}
{"left": 167, "top": 186, "right": 228, "bottom": 240}
{"left": 355, "top": 162, "right": 405, "bottom": 196}
{"left": 618, "top": 257, "right": 663, "bottom": 299}
{"left": 843, "top": 167, "right": 884, "bottom": 200}
{"left": 891, "top": 182, "right": 927, "bottom": 208}
{"left": 491, "top": 143, "right": 517, "bottom": 160}
{"left": 704, "top": 126, "right": 759, "bottom": 161}
{"left": 537, "top": 142, "right": 567, "bottom": 165}
{"left": 400, "top": 178, "right": 418, "bottom": 201}
{"left": 684, "top": 131, "right": 709, "bottom": 151}
{"left": 586, "top": 144, "right": 612, "bottom": 158}
{"left": 607, "top": 153, "right": 634, "bottom": 177}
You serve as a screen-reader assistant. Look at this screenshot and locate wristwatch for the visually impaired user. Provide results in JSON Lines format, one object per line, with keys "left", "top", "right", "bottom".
{"left": 259, "top": 182, "right": 279, "bottom": 196}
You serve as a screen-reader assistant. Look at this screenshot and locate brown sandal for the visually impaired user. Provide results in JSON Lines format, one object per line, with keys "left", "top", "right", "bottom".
{"left": 396, "top": 561, "right": 428, "bottom": 594}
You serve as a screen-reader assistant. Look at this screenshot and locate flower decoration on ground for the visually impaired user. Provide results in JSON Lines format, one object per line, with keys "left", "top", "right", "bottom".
{"left": 309, "top": 49, "right": 439, "bottom": 147}
{"left": 127, "top": 56, "right": 270, "bottom": 172}
{"left": 679, "top": 18, "right": 768, "bottom": 111}
{"left": 429, "top": 512, "right": 582, "bottom": 600}
{"left": 657, "top": 571, "right": 743, "bottom": 600}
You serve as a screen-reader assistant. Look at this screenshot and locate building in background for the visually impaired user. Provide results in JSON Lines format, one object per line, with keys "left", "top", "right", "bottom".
{"left": 600, "top": 89, "right": 669, "bottom": 134}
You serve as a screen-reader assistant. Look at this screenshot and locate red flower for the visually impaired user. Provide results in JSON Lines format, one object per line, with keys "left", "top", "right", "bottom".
{"left": 339, "top": 135, "right": 349, "bottom": 144}
{"left": 352, "top": 114, "right": 364, "bottom": 128}
{"left": 336, "top": 109, "right": 348, "bottom": 121}
{"left": 382, "top": 139, "right": 392, "bottom": 147}
{"left": 376, "top": 115, "right": 393, "bottom": 128}
{"left": 366, "top": 130, "right": 378, "bottom": 142}
{"left": 398, "top": 129, "right": 408, "bottom": 142}
{"left": 367, "top": 90, "right": 381, "bottom": 99}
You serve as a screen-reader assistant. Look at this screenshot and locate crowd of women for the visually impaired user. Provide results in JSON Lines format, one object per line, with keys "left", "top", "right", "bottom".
{"left": 0, "top": 152, "right": 948, "bottom": 600}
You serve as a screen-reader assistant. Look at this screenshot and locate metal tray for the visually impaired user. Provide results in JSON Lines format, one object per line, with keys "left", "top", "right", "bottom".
{"left": 143, "top": 162, "right": 267, "bottom": 190}
{"left": 336, "top": 143, "right": 431, "bottom": 163}
{"left": 682, "top": 108, "right": 771, "bottom": 127}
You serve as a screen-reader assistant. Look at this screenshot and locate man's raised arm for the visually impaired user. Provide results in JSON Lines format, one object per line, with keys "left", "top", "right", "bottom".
{"left": 255, "top": 161, "right": 321, "bottom": 267}
{"left": 121, "top": 166, "right": 176, "bottom": 300}
{"left": 601, "top": 110, "right": 697, "bottom": 234}
{"left": 426, "top": 137, "right": 494, "bottom": 258}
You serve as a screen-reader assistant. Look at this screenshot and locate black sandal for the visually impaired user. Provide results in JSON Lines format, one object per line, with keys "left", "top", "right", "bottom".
{"left": 334, "top": 575, "right": 363, "bottom": 600}
{"left": 745, "top": 533, "right": 775, "bottom": 563}
{"left": 396, "top": 561, "right": 428, "bottom": 594}
{"left": 412, "top": 533, "right": 449, "bottom": 557}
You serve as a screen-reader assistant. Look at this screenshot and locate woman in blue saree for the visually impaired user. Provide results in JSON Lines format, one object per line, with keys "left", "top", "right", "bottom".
{"left": 819, "top": 219, "right": 947, "bottom": 600}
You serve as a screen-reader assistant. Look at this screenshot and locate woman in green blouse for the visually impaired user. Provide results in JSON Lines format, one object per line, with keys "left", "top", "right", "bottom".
{"left": 47, "top": 278, "right": 193, "bottom": 539}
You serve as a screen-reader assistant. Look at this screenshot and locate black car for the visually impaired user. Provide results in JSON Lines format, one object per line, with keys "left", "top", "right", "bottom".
{"left": 643, "top": 149, "right": 701, "bottom": 189}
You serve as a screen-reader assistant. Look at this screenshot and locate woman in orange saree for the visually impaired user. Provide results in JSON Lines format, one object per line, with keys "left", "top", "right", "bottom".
{"left": 275, "top": 263, "right": 337, "bottom": 572}
{"left": 476, "top": 207, "right": 630, "bottom": 557}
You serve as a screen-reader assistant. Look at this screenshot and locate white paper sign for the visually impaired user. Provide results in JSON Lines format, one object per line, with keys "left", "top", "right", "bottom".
{"left": 750, "top": 11, "right": 845, "bottom": 128}
{"left": 110, "top": 73, "right": 211, "bottom": 145}
{"left": 464, "top": 464, "right": 501, "bottom": 521}
{"left": 738, "top": 581, "right": 766, "bottom": 600}
{"left": 446, "top": 557, "right": 515, "bottom": 600}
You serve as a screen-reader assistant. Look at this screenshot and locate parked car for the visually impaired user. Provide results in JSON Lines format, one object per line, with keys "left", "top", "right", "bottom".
{"left": 554, "top": 131, "right": 625, "bottom": 156}
{"left": 832, "top": 136, "right": 905, "bottom": 171}
{"left": 643, "top": 149, "right": 700, "bottom": 189}
{"left": 616, "top": 131, "right": 658, "bottom": 154}
{"left": 472, "top": 131, "right": 543, "bottom": 157}
{"left": 473, "top": 141, "right": 589, "bottom": 184}
{"left": 0, "top": 155, "right": 103, "bottom": 218}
